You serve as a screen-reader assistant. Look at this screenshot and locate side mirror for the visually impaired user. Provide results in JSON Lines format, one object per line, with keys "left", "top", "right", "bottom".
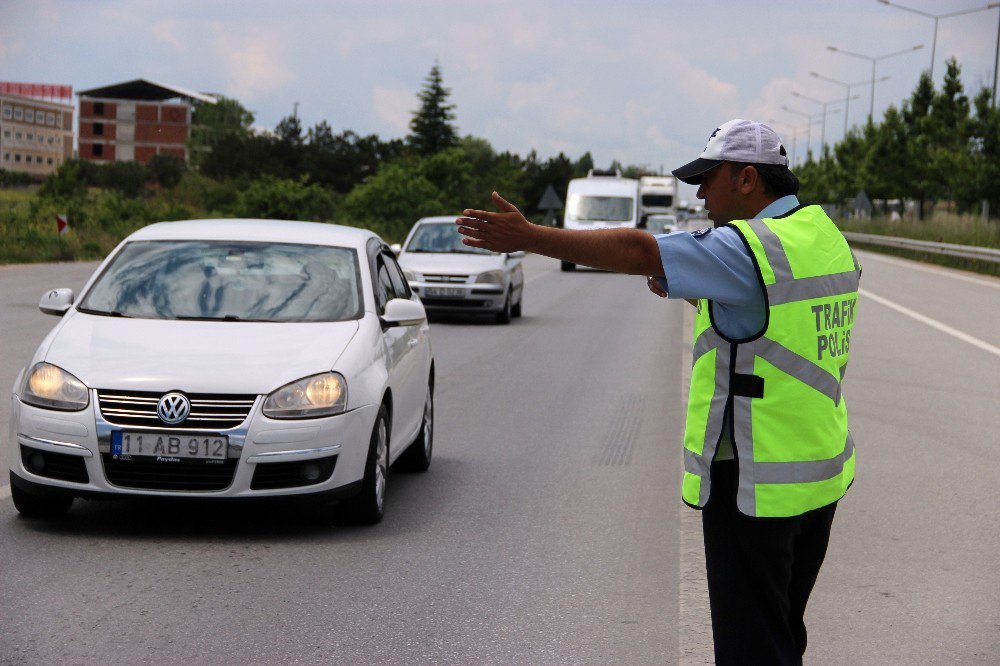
{"left": 507, "top": 251, "right": 526, "bottom": 259}
{"left": 381, "top": 298, "right": 426, "bottom": 328}
{"left": 39, "top": 288, "right": 74, "bottom": 316}
{"left": 389, "top": 243, "right": 402, "bottom": 254}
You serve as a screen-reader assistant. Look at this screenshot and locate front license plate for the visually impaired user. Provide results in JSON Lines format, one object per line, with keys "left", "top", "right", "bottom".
{"left": 424, "top": 286, "right": 465, "bottom": 297}
{"left": 111, "top": 431, "right": 228, "bottom": 460}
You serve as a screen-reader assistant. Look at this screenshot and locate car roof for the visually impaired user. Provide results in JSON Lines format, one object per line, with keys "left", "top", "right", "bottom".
{"left": 125, "top": 219, "right": 380, "bottom": 250}
{"left": 414, "top": 216, "right": 459, "bottom": 225}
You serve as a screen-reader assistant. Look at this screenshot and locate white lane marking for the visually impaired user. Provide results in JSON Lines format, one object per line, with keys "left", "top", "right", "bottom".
{"left": 857, "top": 250, "right": 1000, "bottom": 290}
{"left": 0, "top": 485, "right": 11, "bottom": 501}
{"left": 861, "top": 288, "right": 1000, "bottom": 358}
{"left": 677, "top": 303, "right": 714, "bottom": 664}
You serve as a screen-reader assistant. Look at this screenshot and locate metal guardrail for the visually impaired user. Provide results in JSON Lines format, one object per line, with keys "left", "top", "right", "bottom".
{"left": 842, "top": 231, "right": 1000, "bottom": 264}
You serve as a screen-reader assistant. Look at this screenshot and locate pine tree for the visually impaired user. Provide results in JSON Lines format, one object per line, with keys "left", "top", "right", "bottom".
{"left": 408, "top": 63, "right": 458, "bottom": 156}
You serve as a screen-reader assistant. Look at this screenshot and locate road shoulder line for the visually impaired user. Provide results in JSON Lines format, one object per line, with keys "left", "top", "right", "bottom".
{"left": 860, "top": 288, "right": 1000, "bottom": 358}
{"left": 678, "top": 302, "right": 714, "bottom": 664}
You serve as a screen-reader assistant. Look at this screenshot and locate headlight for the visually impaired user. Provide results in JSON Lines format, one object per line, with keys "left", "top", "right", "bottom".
{"left": 263, "top": 372, "right": 348, "bottom": 419}
{"left": 21, "top": 362, "right": 90, "bottom": 411}
{"left": 475, "top": 270, "right": 505, "bottom": 285}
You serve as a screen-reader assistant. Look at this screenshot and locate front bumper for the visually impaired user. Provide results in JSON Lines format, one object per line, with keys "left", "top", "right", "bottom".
{"left": 409, "top": 281, "right": 505, "bottom": 312}
{"left": 8, "top": 392, "right": 377, "bottom": 500}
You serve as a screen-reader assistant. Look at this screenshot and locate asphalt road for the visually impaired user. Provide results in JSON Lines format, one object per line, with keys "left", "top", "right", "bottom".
{"left": 1, "top": 248, "right": 998, "bottom": 664}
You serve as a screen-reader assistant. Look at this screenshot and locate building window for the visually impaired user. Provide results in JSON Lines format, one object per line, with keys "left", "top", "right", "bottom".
{"left": 47, "top": 112, "right": 55, "bottom": 125}
{"left": 92, "top": 144, "right": 103, "bottom": 157}
{"left": 15, "top": 131, "right": 21, "bottom": 139}
{"left": 36, "top": 112, "right": 46, "bottom": 125}
{"left": 93, "top": 123, "right": 104, "bottom": 136}
{"left": 94, "top": 102, "right": 105, "bottom": 116}
{"left": 36, "top": 156, "right": 42, "bottom": 164}
{"left": 47, "top": 157, "right": 53, "bottom": 165}
{"left": 25, "top": 109, "right": 34, "bottom": 122}
{"left": 48, "top": 136, "right": 54, "bottom": 144}
{"left": 14, "top": 153, "right": 21, "bottom": 162}
{"left": 2, "top": 106, "right": 11, "bottom": 119}
{"left": 26, "top": 132, "right": 33, "bottom": 141}
{"left": 14, "top": 107, "right": 23, "bottom": 120}
{"left": 2, "top": 130, "right": 9, "bottom": 138}
{"left": 3, "top": 153, "right": 9, "bottom": 161}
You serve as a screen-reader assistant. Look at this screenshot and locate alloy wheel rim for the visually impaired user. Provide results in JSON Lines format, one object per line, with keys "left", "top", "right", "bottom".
{"left": 375, "top": 418, "right": 387, "bottom": 511}
{"left": 423, "top": 390, "right": 433, "bottom": 456}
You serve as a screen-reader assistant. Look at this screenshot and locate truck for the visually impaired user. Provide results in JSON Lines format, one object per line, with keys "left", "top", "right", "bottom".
{"left": 561, "top": 169, "right": 640, "bottom": 271}
{"left": 638, "top": 175, "right": 678, "bottom": 227}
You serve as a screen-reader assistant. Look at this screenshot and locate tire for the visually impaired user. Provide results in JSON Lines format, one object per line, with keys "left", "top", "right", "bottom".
{"left": 561, "top": 261, "right": 576, "bottom": 272}
{"left": 511, "top": 290, "right": 522, "bottom": 318}
{"left": 344, "top": 405, "right": 389, "bottom": 525}
{"left": 495, "top": 290, "right": 512, "bottom": 324}
{"left": 11, "top": 481, "right": 73, "bottom": 519}
{"left": 397, "top": 383, "right": 433, "bottom": 472}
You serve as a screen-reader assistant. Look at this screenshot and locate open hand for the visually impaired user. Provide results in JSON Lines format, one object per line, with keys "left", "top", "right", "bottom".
{"left": 456, "top": 192, "right": 536, "bottom": 253}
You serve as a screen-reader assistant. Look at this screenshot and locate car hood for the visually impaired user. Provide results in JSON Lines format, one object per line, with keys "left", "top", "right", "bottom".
{"left": 42, "top": 312, "right": 360, "bottom": 394}
{"left": 398, "top": 252, "right": 505, "bottom": 275}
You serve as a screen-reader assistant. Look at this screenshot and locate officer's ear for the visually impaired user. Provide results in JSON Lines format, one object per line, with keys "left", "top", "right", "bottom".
{"left": 734, "top": 165, "right": 759, "bottom": 195}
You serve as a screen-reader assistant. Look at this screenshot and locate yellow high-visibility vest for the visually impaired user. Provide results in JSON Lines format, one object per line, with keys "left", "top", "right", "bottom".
{"left": 682, "top": 205, "right": 860, "bottom": 518}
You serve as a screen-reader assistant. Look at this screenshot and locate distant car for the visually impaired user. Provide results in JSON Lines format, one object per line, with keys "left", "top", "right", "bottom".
{"left": 645, "top": 214, "right": 678, "bottom": 234}
{"left": 9, "top": 219, "right": 435, "bottom": 525}
{"left": 397, "top": 216, "right": 525, "bottom": 324}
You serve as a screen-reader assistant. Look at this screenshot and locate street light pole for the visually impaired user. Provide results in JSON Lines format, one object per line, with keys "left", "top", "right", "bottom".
{"left": 792, "top": 91, "right": 855, "bottom": 151}
{"left": 811, "top": 71, "right": 890, "bottom": 136}
{"left": 781, "top": 106, "right": 831, "bottom": 159}
{"left": 876, "top": 0, "right": 1000, "bottom": 80}
{"left": 827, "top": 43, "right": 924, "bottom": 123}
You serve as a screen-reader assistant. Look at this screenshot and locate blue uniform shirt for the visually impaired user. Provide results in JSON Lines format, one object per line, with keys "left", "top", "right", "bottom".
{"left": 655, "top": 195, "right": 800, "bottom": 339}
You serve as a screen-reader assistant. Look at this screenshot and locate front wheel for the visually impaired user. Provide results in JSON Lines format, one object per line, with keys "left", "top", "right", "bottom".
{"left": 397, "top": 383, "right": 433, "bottom": 472}
{"left": 511, "top": 290, "right": 522, "bottom": 318}
{"left": 344, "top": 405, "right": 389, "bottom": 524}
{"left": 11, "top": 480, "right": 73, "bottom": 519}
{"left": 495, "top": 290, "right": 512, "bottom": 324}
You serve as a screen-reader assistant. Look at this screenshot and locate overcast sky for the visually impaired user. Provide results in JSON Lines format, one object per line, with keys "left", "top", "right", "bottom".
{"left": 3, "top": 0, "right": 999, "bottom": 201}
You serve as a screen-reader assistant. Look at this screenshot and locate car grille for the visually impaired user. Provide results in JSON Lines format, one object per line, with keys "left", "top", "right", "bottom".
{"left": 20, "top": 445, "right": 90, "bottom": 483}
{"left": 101, "top": 454, "right": 237, "bottom": 491}
{"left": 423, "top": 274, "right": 469, "bottom": 283}
{"left": 250, "top": 455, "right": 337, "bottom": 490}
{"left": 97, "top": 390, "right": 256, "bottom": 430}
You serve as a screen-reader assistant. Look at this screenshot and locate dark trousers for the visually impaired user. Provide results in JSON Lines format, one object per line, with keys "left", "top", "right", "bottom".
{"left": 702, "top": 460, "right": 837, "bottom": 665}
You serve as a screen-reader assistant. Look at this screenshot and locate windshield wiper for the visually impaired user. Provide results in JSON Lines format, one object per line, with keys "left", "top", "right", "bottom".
{"left": 77, "top": 307, "right": 131, "bottom": 318}
{"left": 172, "top": 314, "right": 266, "bottom": 322}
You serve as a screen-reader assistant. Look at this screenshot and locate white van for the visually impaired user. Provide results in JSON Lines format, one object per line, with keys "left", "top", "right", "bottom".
{"left": 638, "top": 175, "right": 677, "bottom": 227}
{"left": 561, "top": 170, "right": 640, "bottom": 271}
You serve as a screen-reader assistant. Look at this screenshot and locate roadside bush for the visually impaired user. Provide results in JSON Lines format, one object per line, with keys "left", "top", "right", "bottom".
{"left": 233, "top": 176, "right": 336, "bottom": 221}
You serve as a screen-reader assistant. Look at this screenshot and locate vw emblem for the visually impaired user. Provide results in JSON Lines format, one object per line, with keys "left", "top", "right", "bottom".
{"left": 157, "top": 392, "right": 191, "bottom": 425}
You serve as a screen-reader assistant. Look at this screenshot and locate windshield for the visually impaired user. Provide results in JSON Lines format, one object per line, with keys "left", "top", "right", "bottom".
{"left": 405, "top": 222, "right": 493, "bottom": 255}
{"left": 567, "top": 195, "right": 634, "bottom": 222}
{"left": 79, "top": 240, "right": 363, "bottom": 322}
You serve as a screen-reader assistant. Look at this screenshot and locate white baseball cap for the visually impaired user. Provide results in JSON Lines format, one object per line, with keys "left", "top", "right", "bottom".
{"left": 672, "top": 119, "right": 789, "bottom": 185}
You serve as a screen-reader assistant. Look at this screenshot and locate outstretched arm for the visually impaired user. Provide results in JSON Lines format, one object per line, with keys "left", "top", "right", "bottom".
{"left": 456, "top": 192, "right": 664, "bottom": 277}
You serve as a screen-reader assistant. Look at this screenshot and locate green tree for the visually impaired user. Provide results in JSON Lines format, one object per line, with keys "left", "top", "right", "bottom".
{"left": 188, "top": 96, "right": 256, "bottom": 175}
{"left": 408, "top": 63, "right": 458, "bottom": 156}
{"left": 341, "top": 160, "right": 444, "bottom": 238}
{"left": 234, "top": 176, "right": 335, "bottom": 221}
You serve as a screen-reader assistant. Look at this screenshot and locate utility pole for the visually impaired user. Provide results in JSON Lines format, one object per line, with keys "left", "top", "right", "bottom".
{"left": 811, "top": 71, "right": 890, "bottom": 136}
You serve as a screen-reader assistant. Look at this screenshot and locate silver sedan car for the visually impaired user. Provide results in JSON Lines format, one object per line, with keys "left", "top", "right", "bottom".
{"left": 397, "top": 216, "right": 525, "bottom": 324}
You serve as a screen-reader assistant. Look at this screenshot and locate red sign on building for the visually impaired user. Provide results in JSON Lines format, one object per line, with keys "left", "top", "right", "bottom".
{"left": 0, "top": 82, "right": 73, "bottom": 100}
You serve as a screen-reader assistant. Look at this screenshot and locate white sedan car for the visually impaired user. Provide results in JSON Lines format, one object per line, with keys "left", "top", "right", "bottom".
{"left": 397, "top": 216, "right": 525, "bottom": 324}
{"left": 9, "top": 219, "right": 434, "bottom": 524}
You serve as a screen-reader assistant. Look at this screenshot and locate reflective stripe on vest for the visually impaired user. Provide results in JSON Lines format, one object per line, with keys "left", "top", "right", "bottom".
{"left": 681, "top": 205, "right": 860, "bottom": 518}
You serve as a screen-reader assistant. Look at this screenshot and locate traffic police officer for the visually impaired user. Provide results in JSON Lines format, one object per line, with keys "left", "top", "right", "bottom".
{"left": 456, "top": 119, "right": 860, "bottom": 665}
